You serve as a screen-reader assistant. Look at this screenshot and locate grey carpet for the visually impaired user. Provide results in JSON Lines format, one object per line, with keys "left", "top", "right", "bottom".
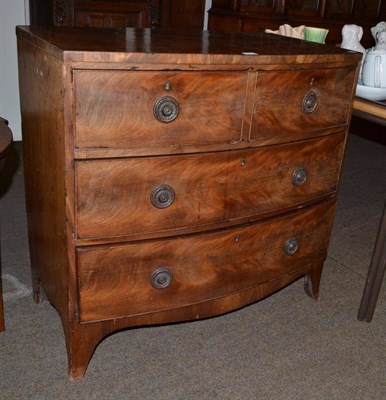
{"left": 1, "top": 134, "right": 385, "bottom": 400}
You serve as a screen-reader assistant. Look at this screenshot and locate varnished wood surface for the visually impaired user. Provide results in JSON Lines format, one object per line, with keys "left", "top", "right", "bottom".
{"left": 75, "top": 70, "right": 248, "bottom": 149}
{"left": 77, "top": 200, "right": 335, "bottom": 322}
{"left": 68, "top": 258, "right": 325, "bottom": 380}
{"left": 17, "top": 27, "right": 360, "bottom": 379}
{"left": 76, "top": 134, "right": 345, "bottom": 242}
{"left": 252, "top": 67, "right": 357, "bottom": 140}
{"left": 74, "top": 67, "right": 357, "bottom": 152}
{"left": 16, "top": 26, "right": 362, "bottom": 65}
{"left": 29, "top": 0, "right": 206, "bottom": 31}
{"left": 17, "top": 39, "right": 70, "bottom": 330}
{"left": 353, "top": 98, "right": 386, "bottom": 122}
{"left": 0, "top": 117, "right": 13, "bottom": 333}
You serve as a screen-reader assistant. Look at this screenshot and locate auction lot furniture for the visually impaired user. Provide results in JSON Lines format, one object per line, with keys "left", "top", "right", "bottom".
{"left": 17, "top": 26, "right": 361, "bottom": 379}
{"left": 0, "top": 117, "right": 13, "bottom": 332}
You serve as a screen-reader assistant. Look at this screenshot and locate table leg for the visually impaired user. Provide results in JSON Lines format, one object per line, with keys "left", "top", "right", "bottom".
{"left": 357, "top": 202, "right": 386, "bottom": 322}
{"left": 0, "top": 229, "right": 4, "bottom": 332}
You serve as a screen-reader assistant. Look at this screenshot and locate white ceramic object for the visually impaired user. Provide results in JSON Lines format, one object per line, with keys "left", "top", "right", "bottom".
{"left": 341, "top": 24, "right": 366, "bottom": 54}
{"left": 341, "top": 24, "right": 366, "bottom": 79}
{"left": 265, "top": 24, "right": 305, "bottom": 40}
{"left": 374, "top": 30, "right": 386, "bottom": 51}
{"left": 356, "top": 83, "right": 386, "bottom": 101}
{"left": 362, "top": 50, "right": 386, "bottom": 88}
{"left": 371, "top": 21, "right": 386, "bottom": 50}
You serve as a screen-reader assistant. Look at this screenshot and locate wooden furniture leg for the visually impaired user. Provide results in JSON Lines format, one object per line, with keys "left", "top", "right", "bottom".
{"left": 0, "top": 117, "right": 13, "bottom": 332}
{"left": 304, "top": 259, "right": 324, "bottom": 300}
{"left": 358, "top": 202, "right": 386, "bottom": 322}
{"left": 0, "top": 254, "right": 4, "bottom": 332}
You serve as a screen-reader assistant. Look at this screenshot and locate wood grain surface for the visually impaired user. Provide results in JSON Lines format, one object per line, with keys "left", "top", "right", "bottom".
{"left": 76, "top": 133, "right": 345, "bottom": 241}
{"left": 77, "top": 200, "right": 336, "bottom": 322}
{"left": 252, "top": 67, "right": 357, "bottom": 141}
{"left": 16, "top": 26, "right": 363, "bottom": 65}
{"left": 75, "top": 70, "right": 248, "bottom": 149}
{"left": 16, "top": 26, "right": 360, "bottom": 379}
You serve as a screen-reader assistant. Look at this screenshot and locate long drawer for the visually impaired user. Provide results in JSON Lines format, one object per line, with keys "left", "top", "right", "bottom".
{"left": 75, "top": 133, "right": 345, "bottom": 240}
{"left": 74, "top": 70, "right": 248, "bottom": 150}
{"left": 76, "top": 200, "right": 335, "bottom": 322}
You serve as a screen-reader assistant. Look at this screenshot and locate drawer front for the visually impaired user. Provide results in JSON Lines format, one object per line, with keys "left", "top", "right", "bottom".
{"left": 74, "top": 70, "right": 248, "bottom": 149}
{"left": 251, "top": 67, "right": 357, "bottom": 143}
{"left": 75, "top": 133, "right": 345, "bottom": 240}
{"left": 77, "top": 200, "right": 335, "bottom": 322}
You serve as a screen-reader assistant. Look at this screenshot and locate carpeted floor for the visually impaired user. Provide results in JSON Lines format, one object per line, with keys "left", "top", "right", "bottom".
{"left": 0, "top": 134, "right": 385, "bottom": 400}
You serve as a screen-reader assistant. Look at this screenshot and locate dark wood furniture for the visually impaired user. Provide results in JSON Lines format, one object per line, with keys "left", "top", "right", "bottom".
{"left": 358, "top": 201, "right": 386, "bottom": 322}
{"left": 208, "top": 0, "right": 386, "bottom": 48}
{"left": 29, "top": 0, "right": 205, "bottom": 30}
{"left": 0, "top": 117, "right": 13, "bottom": 333}
{"left": 17, "top": 25, "right": 360, "bottom": 380}
{"left": 354, "top": 99, "right": 386, "bottom": 322}
{"left": 350, "top": 98, "right": 386, "bottom": 145}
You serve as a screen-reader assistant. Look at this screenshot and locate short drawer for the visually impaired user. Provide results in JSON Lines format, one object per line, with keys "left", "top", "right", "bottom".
{"left": 251, "top": 67, "right": 357, "bottom": 143}
{"left": 74, "top": 70, "right": 248, "bottom": 150}
{"left": 76, "top": 200, "right": 335, "bottom": 322}
{"left": 75, "top": 133, "right": 345, "bottom": 240}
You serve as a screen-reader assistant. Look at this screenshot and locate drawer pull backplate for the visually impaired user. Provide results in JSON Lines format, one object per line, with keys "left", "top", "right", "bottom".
{"left": 153, "top": 96, "right": 179, "bottom": 123}
{"left": 151, "top": 267, "right": 173, "bottom": 289}
{"left": 292, "top": 167, "right": 307, "bottom": 186}
{"left": 150, "top": 184, "right": 175, "bottom": 208}
{"left": 302, "top": 91, "right": 318, "bottom": 114}
{"left": 284, "top": 237, "right": 299, "bottom": 255}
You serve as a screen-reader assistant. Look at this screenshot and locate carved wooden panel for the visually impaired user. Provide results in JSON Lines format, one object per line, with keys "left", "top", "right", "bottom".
{"left": 31, "top": 0, "right": 205, "bottom": 30}
{"left": 74, "top": 3, "right": 148, "bottom": 28}
{"left": 288, "top": 0, "right": 320, "bottom": 12}
{"left": 208, "top": 0, "right": 385, "bottom": 47}
{"left": 353, "top": 0, "right": 382, "bottom": 18}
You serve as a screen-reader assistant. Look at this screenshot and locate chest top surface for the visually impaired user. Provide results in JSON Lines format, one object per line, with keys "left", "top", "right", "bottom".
{"left": 16, "top": 26, "right": 362, "bottom": 66}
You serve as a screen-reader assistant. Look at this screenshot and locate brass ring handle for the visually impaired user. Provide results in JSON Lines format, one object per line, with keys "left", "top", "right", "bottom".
{"left": 150, "top": 184, "right": 175, "bottom": 208}
{"left": 151, "top": 267, "right": 173, "bottom": 289}
{"left": 153, "top": 96, "right": 179, "bottom": 123}
{"left": 284, "top": 237, "right": 299, "bottom": 255}
{"left": 302, "top": 91, "right": 318, "bottom": 114}
{"left": 292, "top": 167, "right": 307, "bottom": 186}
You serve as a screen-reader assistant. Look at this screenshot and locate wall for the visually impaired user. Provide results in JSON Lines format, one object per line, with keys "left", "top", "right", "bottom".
{"left": 0, "top": 0, "right": 28, "bottom": 141}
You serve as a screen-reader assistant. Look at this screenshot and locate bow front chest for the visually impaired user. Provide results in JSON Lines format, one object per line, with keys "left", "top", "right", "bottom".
{"left": 16, "top": 26, "right": 361, "bottom": 379}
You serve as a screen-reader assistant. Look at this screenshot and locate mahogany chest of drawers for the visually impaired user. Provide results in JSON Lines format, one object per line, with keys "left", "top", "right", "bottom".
{"left": 16, "top": 26, "right": 361, "bottom": 379}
